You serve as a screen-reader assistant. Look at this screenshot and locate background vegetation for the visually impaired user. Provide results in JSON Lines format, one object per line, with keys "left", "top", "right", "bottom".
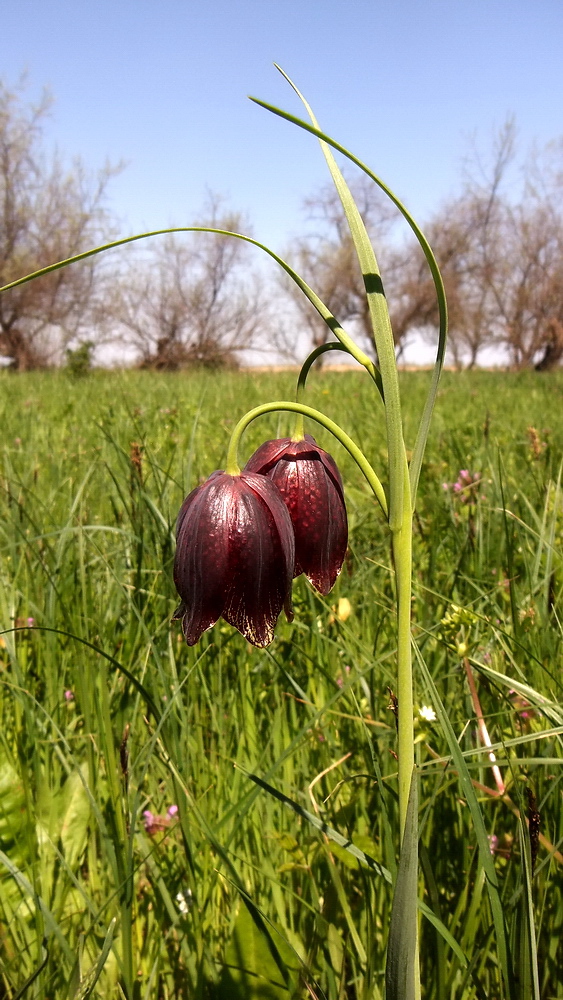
{"left": 2, "top": 80, "right": 563, "bottom": 373}
{"left": 0, "top": 369, "right": 562, "bottom": 998}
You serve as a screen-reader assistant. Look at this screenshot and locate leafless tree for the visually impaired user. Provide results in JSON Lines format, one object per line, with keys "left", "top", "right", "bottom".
{"left": 111, "top": 196, "right": 268, "bottom": 369}
{"left": 489, "top": 141, "right": 563, "bottom": 369}
{"left": 394, "top": 122, "right": 563, "bottom": 370}
{"left": 0, "top": 79, "right": 120, "bottom": 369}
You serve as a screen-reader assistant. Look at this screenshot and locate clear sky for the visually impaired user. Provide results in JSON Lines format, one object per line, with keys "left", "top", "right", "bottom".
{"left": 2, "top": 0, "right": 562, "bottom": 250}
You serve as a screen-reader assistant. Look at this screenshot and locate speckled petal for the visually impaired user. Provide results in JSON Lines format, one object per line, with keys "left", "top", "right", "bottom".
{"left": 173, "top": 470, "right": 294, "bottom": 647}
{"left": 244, "top": 437, "right": 294, "bottom": 475}
{"left": 173, "top": 471, "right": 235, "bottom": 644}
{"left": 221, "top": 475, "right": 294, "bottom": 645}
{"left": 245, "top": 435, "right": 348, "bottom": 595}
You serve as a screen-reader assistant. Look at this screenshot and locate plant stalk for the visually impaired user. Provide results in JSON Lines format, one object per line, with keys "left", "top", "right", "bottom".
{"left": 392, "top": 456, "right": 420, "bottom": 999}
{"left": 394, "top": 526, "right": 414, "bottom": 838}
{"left": 393, "top": 458, "right": 414, "bottom": 839}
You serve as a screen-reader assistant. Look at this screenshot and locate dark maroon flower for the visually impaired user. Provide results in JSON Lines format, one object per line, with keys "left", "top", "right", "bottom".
{"left": 244, "top": 435, "right": 347, "bottom": 595}
{"left": 173, "top": 471, "right": 294, "bottom": 647}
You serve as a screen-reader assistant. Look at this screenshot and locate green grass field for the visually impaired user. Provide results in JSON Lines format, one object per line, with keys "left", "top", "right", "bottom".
{"left": 1, "top": 369, "right": 562, "bottom": 999}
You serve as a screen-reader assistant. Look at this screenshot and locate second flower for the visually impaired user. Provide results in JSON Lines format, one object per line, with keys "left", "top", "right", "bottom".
{"left": 245, "top": 434, "right": 348, "bottom": 595}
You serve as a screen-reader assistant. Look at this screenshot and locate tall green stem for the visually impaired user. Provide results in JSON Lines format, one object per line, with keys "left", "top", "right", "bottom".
{"left": 392, "top": 459, "right": 414, "bottom": 839}
{"left": 392, "top": 454, "right": 419, "bottom": 999}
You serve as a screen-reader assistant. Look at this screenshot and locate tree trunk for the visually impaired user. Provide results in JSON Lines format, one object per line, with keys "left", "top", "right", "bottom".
{"left": 1, "top": 326, "right": 45, "bottom": 370}
{"left": 534, "top": 320, "right": 563, "bottom": 371}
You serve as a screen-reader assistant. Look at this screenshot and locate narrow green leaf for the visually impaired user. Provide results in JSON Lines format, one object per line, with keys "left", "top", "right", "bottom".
{"left": 246, "top": 771, "right": 392, "bottom": 882}
{"left": 60, "top": 768, "right": 91, "bottom": 871}
{"left": 0, "top": 227, "right": 377, "bottom": 380}
{"left": 0, "top": 849, "right": 75, "bottom": 961}
{"left": 71, "top": 918, "right": 117, "bottom": 1000}
{"left": 250, "top": 84, "right": 448, "bottom": 506}
{"left": 472, "top": 660, "right": 563, "bottom": 729}
{"left": 11, "top": 940, "right": 49, "bottom": 1000}
{"left": 217, "top": 901, "right": 295, "bottom": 999}
{"left": 246, "top": 771, "right": 468, "bottom": 967}
{"left": 2, "top": 625, "right": 162, "bottom": 722}
{"left": 517, "top": 814, "right": 540, "bottom": 1000}
{"left": 273, "top": 66, "right": 404, "bottom": 529}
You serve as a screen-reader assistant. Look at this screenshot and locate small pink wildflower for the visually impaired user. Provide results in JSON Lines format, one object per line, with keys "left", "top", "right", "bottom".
{"left": 444, "top": 469, "right": 482, "bottom": 505}
{"left": 508, "top": 689, "right": 535, "bottom": 721}
{"left": 142, "top": 810, "right": 170, "bottom": 836}
{"left": 167, "top": 804, "right": 179, "bottom": 818}
{"left": 64, "top": 690, "right": 75, "bottom": 702}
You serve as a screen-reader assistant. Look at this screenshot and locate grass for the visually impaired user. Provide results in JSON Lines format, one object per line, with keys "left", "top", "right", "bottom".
{"left": 0, "top": 368, "right": 562, "bottom": 999}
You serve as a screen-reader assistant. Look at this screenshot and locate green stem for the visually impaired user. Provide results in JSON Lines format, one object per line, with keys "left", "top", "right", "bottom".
{"left": 294, "top": 342, "right": 352, "bottom": 440}
{"left": 392, "top": 456, "right": 419, "bottom": 998}
{"left": 293, "top": 341, "right": 383, "bottom": 441}
{"left": 225, "top": 400, "right": 388, "bottom": 519}
{"left": 297, "top": 342, "right": 351, "bottom": 396}
{"left": 392, "top": 455, "right": 414, "bottom": 839}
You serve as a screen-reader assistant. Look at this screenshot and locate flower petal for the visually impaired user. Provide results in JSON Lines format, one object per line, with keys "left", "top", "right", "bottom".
{"left": 173, "top": 471, "right": 294, "bottom": 647}
{"left": 221, "top": 475, "right": 294, "bottom": 645}
{"left": 245, "top": 435, "right": 347, "bottom": 595}
{"left": 173, "top": 472, "right": 234, "bottom": 644}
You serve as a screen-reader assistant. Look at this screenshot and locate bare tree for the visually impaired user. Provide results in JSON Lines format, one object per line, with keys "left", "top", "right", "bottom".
{"left": 394, "top": 122, "right": 563, "bottom": 370}
{"left": 489, "top": 143, "right": 563, "bottom": 369}
{"left": 112, "top": 196, "right": 267, "bottom": 369}
{"left": 0, "top": 79, "right": 120, "bottom": 369}
{"left": 391, "top": 123, "right": 515, "bottom": 369}
{"left": 281, "top": 173, "right": 401, "bottom": 362}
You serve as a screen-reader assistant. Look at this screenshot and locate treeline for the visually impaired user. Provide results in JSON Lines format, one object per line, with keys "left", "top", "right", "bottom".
{"left": 2, "top": 81, "right": 562, "bottom": 371}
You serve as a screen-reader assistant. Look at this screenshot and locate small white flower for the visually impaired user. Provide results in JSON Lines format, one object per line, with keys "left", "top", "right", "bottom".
{"left": 419, "top": 705, "right": 436, "bottom": 723}
{"left": 176, "top": 889, "right": 193, "bottom": 914}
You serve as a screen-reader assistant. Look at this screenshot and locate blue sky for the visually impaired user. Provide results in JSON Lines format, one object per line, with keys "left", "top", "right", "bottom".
{"left": 2, "top": 0, "right": 562, "bottom": 255}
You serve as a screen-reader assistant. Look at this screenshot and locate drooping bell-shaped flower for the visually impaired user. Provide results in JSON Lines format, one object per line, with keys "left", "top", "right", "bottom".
{"left": 245, "top": 434, "right": 347, "bottom": 595}
{"left": 173, "top": 470, "right": 295, "bottom": 647}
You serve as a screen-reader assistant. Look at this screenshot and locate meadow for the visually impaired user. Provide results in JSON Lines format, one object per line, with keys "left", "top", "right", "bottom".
{"left": 0, "top": 368, "right": 562, "bottom": 999}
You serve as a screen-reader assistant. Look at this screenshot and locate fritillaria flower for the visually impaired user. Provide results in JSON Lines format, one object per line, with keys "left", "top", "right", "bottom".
{"left": 245, "top": 434, "right": 347, "bottom": 595}
{"left": 173, "top": 470, "right": 294, "bottom": 647}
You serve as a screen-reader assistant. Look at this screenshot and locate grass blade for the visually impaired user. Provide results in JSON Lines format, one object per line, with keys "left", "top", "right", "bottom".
{"left": 415, "top": 647, "right": 515, "bottom": 1000}
{"left": 70, "top": 918, "right": 117, "bottom": 1000}
{"left": 517, "top": 812, "right": 541, "bottom": 1000}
